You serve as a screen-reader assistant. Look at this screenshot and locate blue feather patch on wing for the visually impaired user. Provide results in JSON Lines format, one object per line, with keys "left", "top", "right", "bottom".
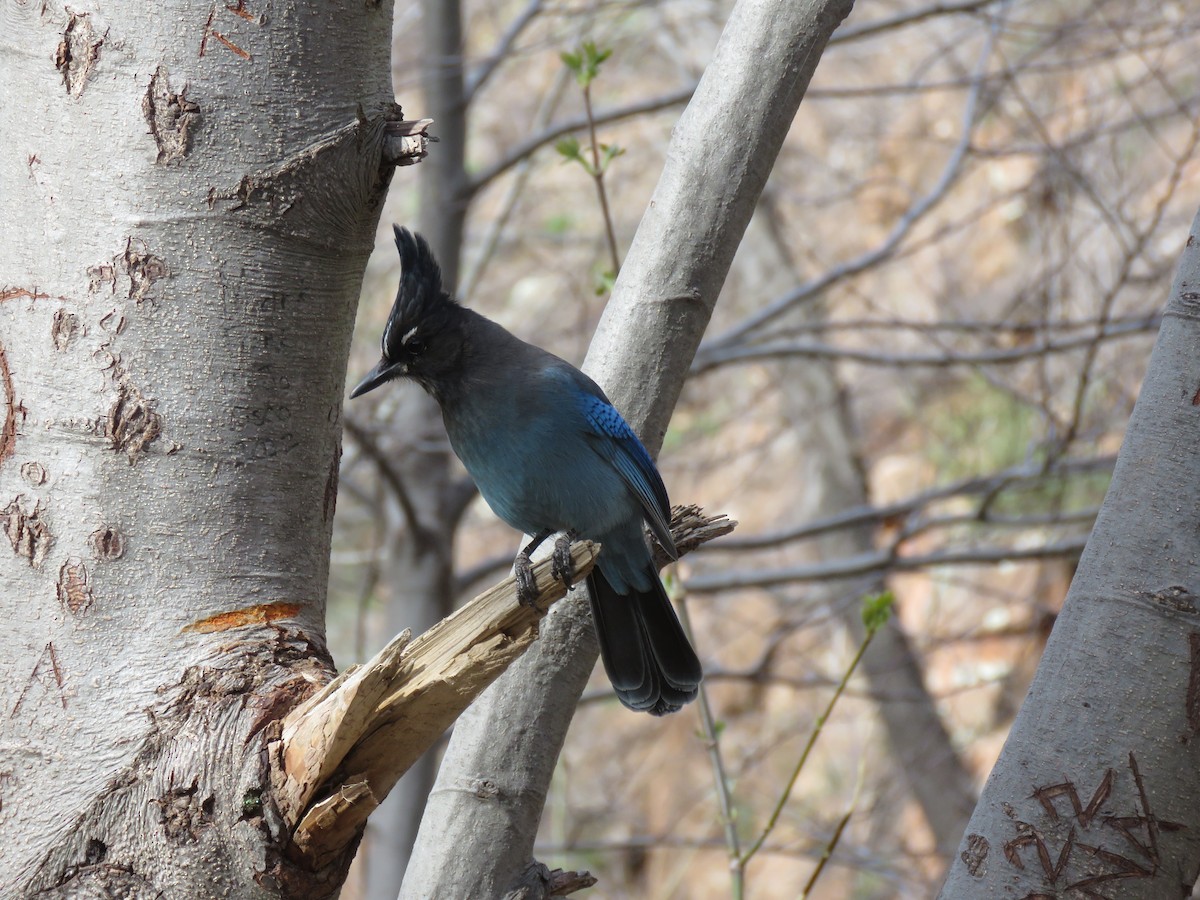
{"left": 578, "top": 392, "right": 677, "bottom": 558}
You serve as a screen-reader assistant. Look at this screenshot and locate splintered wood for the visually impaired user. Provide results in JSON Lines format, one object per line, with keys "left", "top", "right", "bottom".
{"left": 277, "top": 541, "right": 601, "bottom": 859}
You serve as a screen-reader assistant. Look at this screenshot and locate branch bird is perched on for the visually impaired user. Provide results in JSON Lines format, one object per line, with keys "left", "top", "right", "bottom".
{"left": 350, "top": 226, "right": 702, "bottom": 714}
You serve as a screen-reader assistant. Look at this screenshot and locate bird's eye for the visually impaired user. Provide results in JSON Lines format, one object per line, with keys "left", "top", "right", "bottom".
{"left": 406, "top": 338, "right": 426, "bottom": 356}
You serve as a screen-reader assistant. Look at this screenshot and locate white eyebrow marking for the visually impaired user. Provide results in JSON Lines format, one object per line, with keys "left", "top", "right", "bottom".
{"left": 402, "top": 326, "right": 419, "bottom": 344}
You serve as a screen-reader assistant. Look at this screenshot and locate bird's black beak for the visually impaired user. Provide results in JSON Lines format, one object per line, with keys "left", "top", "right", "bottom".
{"left": 349, "top": 358, "right": 403, "bottom": 399}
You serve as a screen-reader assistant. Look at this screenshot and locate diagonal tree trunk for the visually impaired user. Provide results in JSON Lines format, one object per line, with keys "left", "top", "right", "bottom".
{"left": 0, "top": 1, "right": 399, "bottom": 896}
{"left": 400, "top": 1, "right": 856, "bottom": 895}
{"left": 940, "top": 209, "right": 1200, "bottom": 896}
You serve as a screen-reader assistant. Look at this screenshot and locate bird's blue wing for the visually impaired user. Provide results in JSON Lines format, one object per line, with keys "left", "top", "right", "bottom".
{"left": 574, "top": 388, "right": 677, "bottom": 559}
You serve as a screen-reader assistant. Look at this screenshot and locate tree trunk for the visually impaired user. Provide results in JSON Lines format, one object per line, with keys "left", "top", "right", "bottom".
{"left": 400, "top": 1, "right": 856, "bottom": 895}
{"left": 940, "top": 209, "right": 1200, "bottom": 896}
{"left": 0, "top": 1, "right": 394, "bottom": 896}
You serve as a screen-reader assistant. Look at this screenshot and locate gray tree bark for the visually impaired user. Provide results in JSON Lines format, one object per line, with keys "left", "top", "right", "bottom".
{"left": 940, "top": 209, "right": 1200, "bottom": 896}
{"left": 400, "top": 1, "right": 856, "bottom": 896}
{"left": 0, "top": 1, "right": 394, "bottom": 896}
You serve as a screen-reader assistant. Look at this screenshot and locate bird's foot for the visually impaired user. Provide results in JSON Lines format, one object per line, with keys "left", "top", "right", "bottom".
{"left": 551, "top": 531, "right": 577, "bottom": 590}
{"left": 514, "top": 551, "right": 539, "bottom": 607}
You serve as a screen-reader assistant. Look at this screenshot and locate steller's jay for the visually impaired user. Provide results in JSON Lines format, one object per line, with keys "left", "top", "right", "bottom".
{"left": 350, "top": 226, "right": 701, "bottom": 714}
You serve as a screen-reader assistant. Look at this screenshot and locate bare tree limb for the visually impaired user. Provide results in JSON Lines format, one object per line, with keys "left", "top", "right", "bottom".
{"left": 465, "top": 0, "right": 545, "bottom": 102}
{"left": 686, "top": 536, "right": 1088, "bottom": 593}
{"left": 709, "top": 455, "right": 1112, "bottom": 552}
{"left": 692, "top": 315, "right": 1158, "bottom": 373}
{"left": 343, "top": 415, "right": 425, "bottom": 544}
{"left": 702, "top": 7, "right": 1002, "bottom": 353}
{"left": 465, "top": 86, "right": 696, "bottom": 197}
{"left": 829, "top": 0, "right": 999, "bottom": 45}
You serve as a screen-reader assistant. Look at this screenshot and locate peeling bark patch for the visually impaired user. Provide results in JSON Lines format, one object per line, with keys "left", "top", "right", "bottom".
{"left": 961, "top": 833, "right": 988, "bottom": 877}
{"left": 0, "top": 342, "right": 15, "bottom": 467}
{"left": 11, "top": 642, "right": 67, "bottom": 716}
{"left": 51, "top": 308, "right": 81, "bottom": 350}
{"left": 323, "top": 448, "right": 340, "bottom": 522}
{"left": 120, "top": 237, "right": 168, "bottom": 302}
{"left": 182, "top": 601, "right": 304, "bottom": 634}
{"left": 3, "top": 496, "right": 51, "bottom": 568}
{"left": 1193, "top": 385, "right": 1200, "bottom": 406}
{"left": 87, "top": 263, "right": 116, "bottom": 294}
{"left": 98, "top": 308, "right": 126, "bottom": 335}
{"left": 510, "top": 864, "right": 598, "bottom": 898}
{"left": 106, "top": 377, "right": 161, "bottom": 464}
{"left": 245, "top": 678, "right": 312, "bottom": 742}
{"left": 142, "top": 66, "right": 200, "bottom": 163}
{"left": 1187, "top": 632, "right": 1200, "bottom": 735}
{"left": 1034, "top": 770, "right": 1113, "bottom": 826}
{"left": 21, "top": 461, "right": 47, "bottom": 486}
{"left": 57, "top": 557, "right": 93, "bottom": 614}
{"left": 158, "top": 778, "right": 214, "bottom": 843}
{"left": 25, "top": 634, "right": 336, "bottom": 897}
{"left": 55, "top": 11, "right": 104, "bottom": 97}
{"left": 471, "top": 778, "right": 501, "bottom": 800}
{"left": 998, "top": 753, "right": 1186, "bottom": 892}
{"left": 90, "top": 525, "right": 125, "bottom": 560}
{"left": 1142, "top": 584, "right": 1198, "bottom": 613}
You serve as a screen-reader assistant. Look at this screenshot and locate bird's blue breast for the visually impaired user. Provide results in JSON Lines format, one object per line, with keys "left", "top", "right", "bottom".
{"left": 441, "top": 365, "right": 638, "bottom": 539}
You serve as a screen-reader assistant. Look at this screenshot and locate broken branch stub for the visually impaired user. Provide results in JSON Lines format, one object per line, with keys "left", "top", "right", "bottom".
{"left": 276, "top": 541, "right": 600, "bottom": 860}
{"left": 277, "top": 506, "right": 735, "bottom": 867}
{"left": 276, "top": 630, "right": 412, "bottom": 825}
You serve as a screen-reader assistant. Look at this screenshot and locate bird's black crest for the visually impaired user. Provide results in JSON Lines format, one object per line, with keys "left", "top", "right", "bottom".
{"left": 381, "top": 226, "right": 459, "bottom": 362}
{"left": 394, "top": 225, "right": 442, "bottom": 298}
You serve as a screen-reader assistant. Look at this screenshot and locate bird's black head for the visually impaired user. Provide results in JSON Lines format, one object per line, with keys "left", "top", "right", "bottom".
{"left": 350, "top": 226, "right": 466, "bottom": 399}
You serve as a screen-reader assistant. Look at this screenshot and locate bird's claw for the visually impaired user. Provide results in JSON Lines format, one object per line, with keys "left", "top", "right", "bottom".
{"left": 551, "top": 532, "right": 576, "bottom": 590}
{"left": 515, "top": 551, "right": 539, "bottom": 607}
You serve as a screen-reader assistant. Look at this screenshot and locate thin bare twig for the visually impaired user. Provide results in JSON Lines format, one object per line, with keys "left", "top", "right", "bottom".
{"left": 702, "top": 5, "right": 1008, "bottom": 352}
{"left": 740, "top": 598, "right": 886, "bottom": 869}
{"left": 829, "top": 0, "right": 999, "bottom": 46}
{"left": 692, "top": 315, "right": 1157, "bottom": 373}
{"left": 707, "top": 455, "right": 1112, "bottom": 553}
{"left": 687, "top": 536, "right": 1088, "bottom": 593}
{"left": 677, "top": 595, "right": 743, "bottom": 900}
{"left": 582, "top": 80, "right": 621, "bottom": 276}
{"left": 465, "top": 0, "right": 545, "bottom": 102}
{"left": 465, "top": 86, "right": 695, "bottom": 197}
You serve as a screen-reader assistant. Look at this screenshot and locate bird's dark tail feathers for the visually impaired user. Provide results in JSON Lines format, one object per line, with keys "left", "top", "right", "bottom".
{"left": 587, "top": 567, "right": 702, "bottom": 715}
